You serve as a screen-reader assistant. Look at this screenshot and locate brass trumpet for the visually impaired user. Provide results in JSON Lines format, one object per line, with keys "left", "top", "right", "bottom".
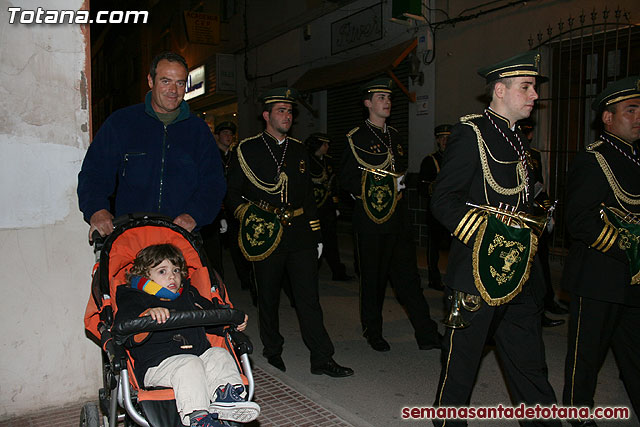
{"left": 465, "top": 201, "right": 555, "bottom": 237}
{"left": 443, "top": 289, "right": 482, "bottom": 329}
{"left": 603, "top": 205, "right": 640, "bottom": 225}
{"left": 357, "top": 166, "right": 403, "bottom": 178}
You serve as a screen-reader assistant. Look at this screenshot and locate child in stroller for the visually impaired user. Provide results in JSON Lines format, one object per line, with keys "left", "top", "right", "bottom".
{"left": 115, "top": 243, "right": 260, "bottom": 427}
{"left": 83, "top": 216, "right": 258, "bottom": 427}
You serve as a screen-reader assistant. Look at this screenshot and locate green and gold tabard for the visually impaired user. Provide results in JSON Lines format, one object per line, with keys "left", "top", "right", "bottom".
{"left": 472, "top": 214, "right": 538, "bottom": 305}
{"left": 602, "top": 206, "right": 640, "bottom": 284}
{"left": 361, "top": 171, "right": 398, "bottom": 224}
{"left": 237, "top": 203, "right": 283, "bottom": 261}
{"left": 312, "top": 178, "right": 330, "bottom": 207}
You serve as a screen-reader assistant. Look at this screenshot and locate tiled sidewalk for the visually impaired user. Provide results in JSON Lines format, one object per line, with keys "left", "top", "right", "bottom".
{"left": 0, "top": 366, "right": 352, "bottom": 427}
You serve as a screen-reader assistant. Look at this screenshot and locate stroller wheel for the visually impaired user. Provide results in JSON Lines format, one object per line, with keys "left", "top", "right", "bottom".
{"left": 79, "top": 402, "right": 101, "bottom": 427}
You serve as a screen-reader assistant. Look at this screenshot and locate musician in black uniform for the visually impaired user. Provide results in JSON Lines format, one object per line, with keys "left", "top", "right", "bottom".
{"left": 339, "top": 78, "right": 441, "bottom": 352}
{"left": 430, "top": 52, "right": 560, "bottom": 426}
{"left": 418, "top": 124, "right": 453, "bottom": 291}
{"left": 226, "top": 88, "right": 353, "bottom": 377}
{"left": 305, "top": 132, "right": 352, "bottom": 281}
{"left": 561, "top": 76, "right": 640, "bottom": 426}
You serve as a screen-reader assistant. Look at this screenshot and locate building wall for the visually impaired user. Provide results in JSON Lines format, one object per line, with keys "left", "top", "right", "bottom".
{"left": 434, "top": 0, "right": 640, "bottom": 125}
{"left": 0, "top": 0, "right": 99, "bottom": 418}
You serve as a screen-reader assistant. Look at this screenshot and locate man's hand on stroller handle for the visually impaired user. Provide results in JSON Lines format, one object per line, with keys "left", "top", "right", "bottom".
{"left": 146, "top": 307, "right": 171, "bottom": 324}
{"left": 237, "top": 314, "right": 248, "bottom": 332}
{"left": 173, "top": 213, "right": 196, "bottom": 232}
{"left": 89, "top": 209, "right": 114, "bottom": 240}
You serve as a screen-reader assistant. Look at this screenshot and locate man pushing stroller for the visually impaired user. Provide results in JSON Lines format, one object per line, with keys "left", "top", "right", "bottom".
{"left": 115, "top": 243, "right": 260, "bottom": 427}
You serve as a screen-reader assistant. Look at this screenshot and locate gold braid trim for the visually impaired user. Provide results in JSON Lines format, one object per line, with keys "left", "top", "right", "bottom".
{"left": 347, "top": 127, "right": 393, "bottom": 170}
{"left": 461, "top": 120, "right": 527, "bottom": 196}
{"left": 236, "top": 134, "right": 288, "bottom": 203}
{"left": 590, "top": 143, "right": 640, "bottom": 206}
{"left": 594, "top": 215, "right": 619, "bottom": 253}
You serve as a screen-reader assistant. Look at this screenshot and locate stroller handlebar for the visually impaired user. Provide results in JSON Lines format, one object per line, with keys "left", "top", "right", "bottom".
{"left": 112, "top": 308, "right": 246, "bottom": 345}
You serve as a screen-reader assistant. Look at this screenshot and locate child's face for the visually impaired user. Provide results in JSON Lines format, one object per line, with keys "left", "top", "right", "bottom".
{"left": 148, "top": 259, "right": 182, "bottom": 293}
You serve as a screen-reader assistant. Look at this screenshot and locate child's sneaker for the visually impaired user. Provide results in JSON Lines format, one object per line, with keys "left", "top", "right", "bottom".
{"left": 190, "top": 412, "right": 225, "bottom": 427}
{"left": 209, "top": 383, "right": 260, "bottom": 423}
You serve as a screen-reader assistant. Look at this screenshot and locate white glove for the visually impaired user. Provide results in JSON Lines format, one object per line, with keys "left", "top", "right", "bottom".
{"left": 546, "top": 216, "right": 555, "bottom": 233}
{"left": 317, "top": 242, "right": 323, "bottom": 259}
{"left": 219, "top": 219, "right": 228, "bottom": 234}
{"left": 335, "top": 209, "right": 340, "bottom": 217}
{"left": 396, "top": 175, "right": 406, "bottom": 192}
{"left": 534, "top": 182, "right": 544, "bottom": 198}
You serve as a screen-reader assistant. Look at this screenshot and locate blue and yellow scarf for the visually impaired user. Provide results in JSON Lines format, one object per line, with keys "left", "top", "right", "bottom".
{"left": 130, "top": 275, "right": 183, "bottom": 301}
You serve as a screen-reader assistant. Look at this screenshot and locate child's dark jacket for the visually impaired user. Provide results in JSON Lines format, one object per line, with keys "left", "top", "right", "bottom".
{"left": 115, "top": 280, "right": 226, "bottom": 381}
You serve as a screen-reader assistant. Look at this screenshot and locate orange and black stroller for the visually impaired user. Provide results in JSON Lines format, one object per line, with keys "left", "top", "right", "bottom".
{"left": 82, "top": 215, "right": 255, "bottom": 427}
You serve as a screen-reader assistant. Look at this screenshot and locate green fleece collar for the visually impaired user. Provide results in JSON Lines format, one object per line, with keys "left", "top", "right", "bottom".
{"left": 144, "top": 91, "right": 191, "bottom": 124}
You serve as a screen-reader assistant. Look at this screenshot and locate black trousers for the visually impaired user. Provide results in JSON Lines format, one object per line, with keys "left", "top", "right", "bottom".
{"left": 354, "top": 229, "right": 439, "bottom": 344}
{"left": 253, "top": 247, "right": 335, "bottom": 367}
{"left": 318, "top": 209, "right": 347, "bottom": 277}
{"left": 563, "top": 295, "right": 640, "bottom": 419}
{"left": 226, "top": 218, "right": 254, "bottom": 290}
{"left": 427, "top": 217, "right": 450, "bottom": 287}
{"left": 537, "top": 231, "right": 557, "bottom": 309}
{"left": 201, "top": 223, "right": 224, "bottom": 278}
{"left": 434, "top": 285, "right": 560, "bottom": 427}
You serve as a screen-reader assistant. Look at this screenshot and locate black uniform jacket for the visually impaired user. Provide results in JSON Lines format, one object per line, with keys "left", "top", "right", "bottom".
{"left": 430, "top": 110, "right": 537, "bottom": 296}
{"left": 226, "top": 131, "right": 321, "bottom": 253}
{"left": 562, "top": 131, "right": 640, "bottom": 306}
{"left": 309, "top": 153, "right": 338, "bottom": 215}
{"left": 418, "top": 150, "right": 444, "bottom": 198}
{"left": 339, "top": 121, "right": 409, "bottom": 234}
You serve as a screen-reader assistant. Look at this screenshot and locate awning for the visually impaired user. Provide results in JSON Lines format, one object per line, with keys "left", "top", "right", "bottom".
{"left": 293, "top": 38, "right": 417, "bottom": 95}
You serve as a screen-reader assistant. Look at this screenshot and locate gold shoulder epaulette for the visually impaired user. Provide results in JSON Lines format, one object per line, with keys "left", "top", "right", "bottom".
{"left": 586, "top": 141, "right": 604, "bottom": 152}
{"left": 529, "top": 147, "right": 541, "bottom": 153}
{"left": 460, "top": 113, "right": 482, "bottom": 122}
{"left": 388, "top": 125, "right": 398, "bottom": 133}
{"left": 238, "top": 133, "right": 262, "bottom": 147}
{"left": 325, "top": 153, "right": 333, "bottom": 159}
{"left": 347, "top": 127, "right": 360, "bottom": 137}
{"left": 289, "top": 136, "right": 302, "bottom": 144}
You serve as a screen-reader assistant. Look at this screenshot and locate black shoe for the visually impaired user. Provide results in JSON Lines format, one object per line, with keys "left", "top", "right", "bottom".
{"left": 542, "top": 314, "right": 565, "bottom": 327}
{"left": 366, "top": 335, "right": 391, "bottom": 352}
{"left": 266, "top": 355, "right": 286, "bottom": 372}
{"left": 418, "top": 333, "right": 442, "bottom": 351}
{"left": 546, "top": 301, "right": 569, "bottom": 315}
{"left": 331, "top": 273, "right": 354, "bottom": 281}
{"left": 310, "top": 359, "right": 354, "bottom": 377}
{"left": 569, "top": 421, "right": 598, "bottom": 427}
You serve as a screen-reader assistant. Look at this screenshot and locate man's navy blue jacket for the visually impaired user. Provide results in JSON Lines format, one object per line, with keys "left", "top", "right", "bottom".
{"left": 77, "top": 92, "right": 225, "bottom": 230}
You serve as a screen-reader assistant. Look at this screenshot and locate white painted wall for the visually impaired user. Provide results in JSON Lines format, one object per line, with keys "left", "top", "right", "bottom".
{"left": 0, "top": 0, "right": 100, "bottom": 418}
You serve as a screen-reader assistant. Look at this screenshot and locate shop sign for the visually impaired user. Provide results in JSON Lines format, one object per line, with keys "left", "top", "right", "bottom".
{"left": 184, "top": 11, "right": 220, "bottom": 45}
{"left": 184, "top": 65, "right": 205, "bottom": 101}
{"left": 331, "top": 3, "right": 382, "bottom": 55}
{"left": 216, "top": 54, "right": 236, "bottom": 92}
